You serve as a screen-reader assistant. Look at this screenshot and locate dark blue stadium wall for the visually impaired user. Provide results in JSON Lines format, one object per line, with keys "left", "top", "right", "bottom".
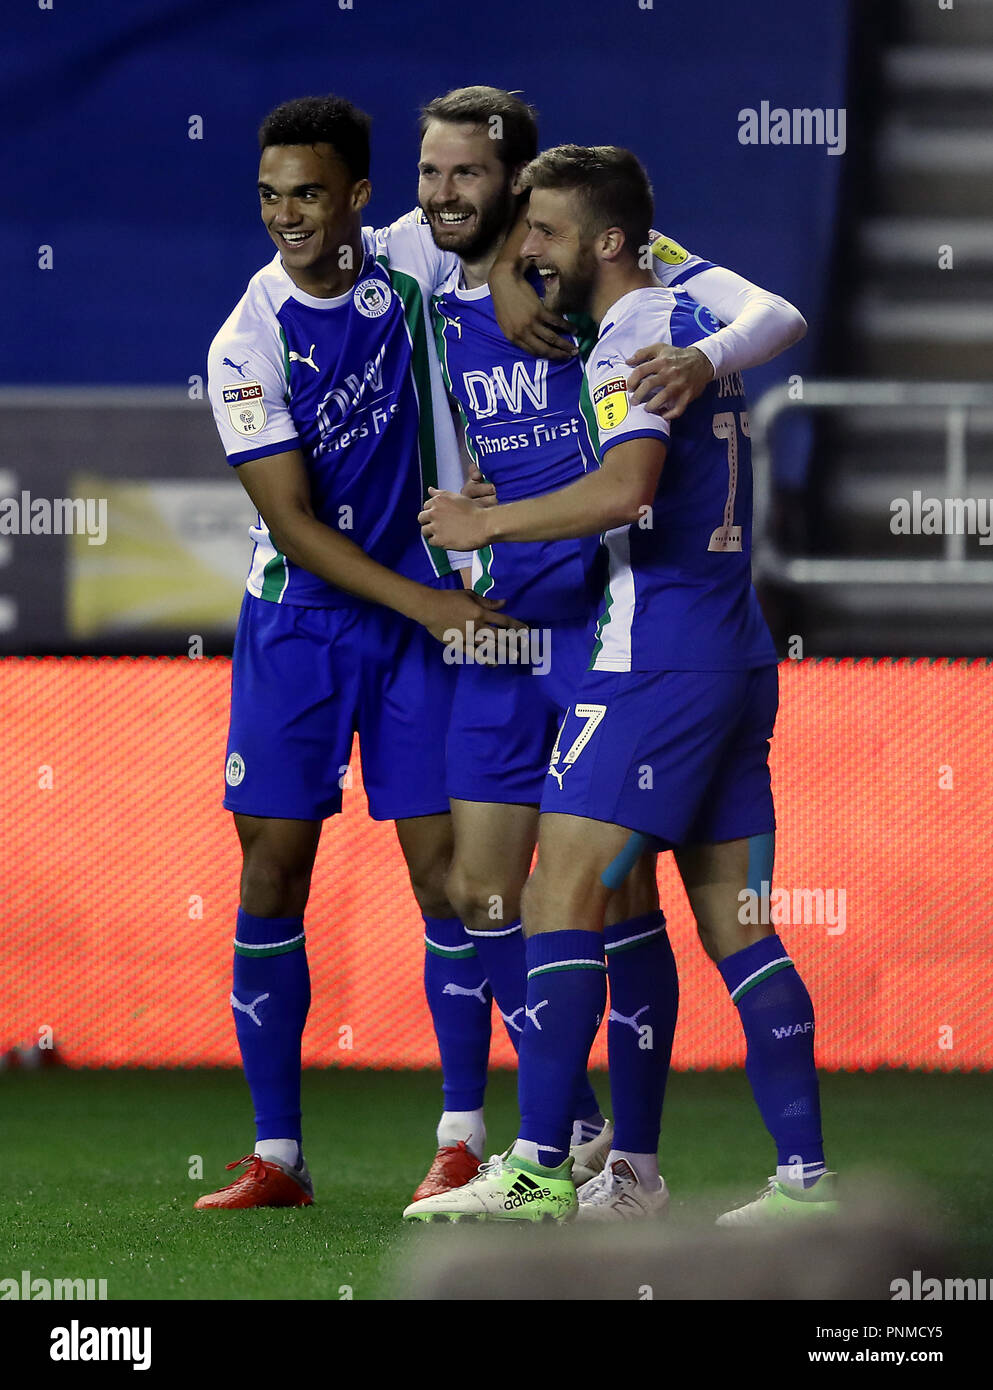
{"left": 6, "top": 0, "right": 849, "bottom": 403}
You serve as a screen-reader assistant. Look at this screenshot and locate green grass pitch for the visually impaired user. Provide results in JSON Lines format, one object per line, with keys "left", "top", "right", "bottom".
{"left": 3, "top": 1068, "right": 991, "bottom": 1300}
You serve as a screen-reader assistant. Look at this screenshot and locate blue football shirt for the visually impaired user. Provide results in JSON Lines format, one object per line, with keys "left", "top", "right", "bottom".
{"left": 431, "top": 268, "right": 603, "bottom": 623}
{"left": 207, "top": 219, "right": 462, "bottom": 606}
{"left": 583, "top": 286, "right": 777, "bottom": 671}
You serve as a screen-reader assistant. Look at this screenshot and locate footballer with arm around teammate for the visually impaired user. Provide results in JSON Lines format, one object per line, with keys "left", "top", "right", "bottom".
{"left": 195, "top": 94, "right": 519, "bottom": 1211}
{"left": 411, "top": 145, "right": 835, "bottom": 1225}
{"left": 487, "top": 198, "right": 806, "bottom": 418}
{"left": 405, "top": 86, "right": 811, "bottom": 1218}
{"left": 401, "top": 88, "right": 628, "bottom": 1202}
{"left": 463, "top": 148, "right": 807, "bottom": 498}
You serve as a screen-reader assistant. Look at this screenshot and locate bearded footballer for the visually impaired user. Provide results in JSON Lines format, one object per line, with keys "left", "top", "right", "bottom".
{"left": 412, "top": 145, "right": 834, "bottom": 1225}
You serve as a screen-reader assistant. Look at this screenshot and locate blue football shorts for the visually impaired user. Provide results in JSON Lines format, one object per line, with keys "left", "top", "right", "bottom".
{"left": 446, "top": 615, "right": 597, "bottom": 806}
{"left": 539, "top": 663, "right": 779, "bottom": 847}
{"left": 224, "top": 589, "right": 455, "bottom": 822}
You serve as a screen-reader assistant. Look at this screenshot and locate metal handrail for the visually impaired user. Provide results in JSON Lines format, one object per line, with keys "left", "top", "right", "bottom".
{"left": 750, "top": 380, "right": 993, "bottom": 585}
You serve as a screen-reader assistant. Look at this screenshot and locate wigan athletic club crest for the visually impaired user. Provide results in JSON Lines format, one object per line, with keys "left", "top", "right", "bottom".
{"left": 222, "top": 382, "right": 266, "bottom": 435}
{"left": 225, "top": 751, "right": 246, "bottom": 786}
{"left": 353, "top": 278, "right": 392, "bottom": 319}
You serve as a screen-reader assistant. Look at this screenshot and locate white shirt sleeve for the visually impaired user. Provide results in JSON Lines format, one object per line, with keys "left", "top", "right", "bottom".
{"left": 677, "top": 265, "right": 807, "bottom": 379}
{"left": 648, "top": 231, "right": 714, "bottom": 287}
{"left": 370, "top": 209, "right": 458, "bottom": 295}
{"left": 442, "top": 403, "right": 475, "bottom": 572}
{"left": 207, "top": 302, "right": 299, "bottom": 465}
{"left": 648, "top": 231, "right": 807, "bottom": 379}
{"left": 587, "top": 306, "right": 672, "bottom": 458}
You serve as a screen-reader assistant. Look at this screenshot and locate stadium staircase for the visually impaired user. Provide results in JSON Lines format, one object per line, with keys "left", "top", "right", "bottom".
{"left": 772, "top": 0, "right": 993, "bottom": 656}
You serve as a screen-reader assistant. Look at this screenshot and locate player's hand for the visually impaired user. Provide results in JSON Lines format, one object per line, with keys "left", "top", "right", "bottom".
{"left": 461, "top": 466, "right": 498, "bottom": 507}
{"left": 626, "top": 344, "right": 714, "bottom": 421}
{"left": 419, "top": 488, "right": 492, "bottom": 552}
{"left": 420, "top": 587, "right": 526, "bottom": 656}
{"left": 489, "top": 268, "right": 577, "bottom": 360}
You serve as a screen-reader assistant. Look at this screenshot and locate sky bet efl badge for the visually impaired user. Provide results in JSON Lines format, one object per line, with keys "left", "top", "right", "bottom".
{"left": 223, "top": 381, "right": 266, "bottom": 435}
{"left": 593, "top": 376, "right": 629, "bottom": 431}
{"left": 651, "top": 235, "right": 690, "bottom": 266}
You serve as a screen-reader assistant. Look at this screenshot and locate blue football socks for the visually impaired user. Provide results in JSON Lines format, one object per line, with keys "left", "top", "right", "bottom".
{"left": 423, "top": 915, "right": 492, "bottom": 1113}
{"left": 515, "top": 930, "right": 607, "bottom": 1168}
{"left": 231, "top": 908, "right": 310, "bottom": 1147}
{"left": 718, "top": 933, "right": 826, "bottom": 1185}
{"left": 605, "top": 911, "right": 678, "bottom": 1156}
{"left": 467, "top": 917, "right": 604, "bottom": 1134}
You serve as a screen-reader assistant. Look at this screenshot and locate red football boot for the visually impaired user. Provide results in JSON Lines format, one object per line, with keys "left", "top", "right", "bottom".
{"left": 194, "top": 1153, "right": 314, "bottom": 1210}
{"left": 410, "top": 1141, "right": 482, "bottom": 1203}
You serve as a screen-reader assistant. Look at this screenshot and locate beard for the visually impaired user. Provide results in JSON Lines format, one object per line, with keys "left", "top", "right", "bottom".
{"left": 547, "top": 242, "right": 598, "bottom": 316}
{"left": 424, "top": 187, "right": 515, "bottom": 262}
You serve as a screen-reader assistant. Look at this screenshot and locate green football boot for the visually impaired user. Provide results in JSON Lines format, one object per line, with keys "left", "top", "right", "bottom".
{"left": 403, "top": 1150, "right": 578, "bottom": 1223}
{"left": 716, "top": 1172, "right": 839, "bottom": 1227}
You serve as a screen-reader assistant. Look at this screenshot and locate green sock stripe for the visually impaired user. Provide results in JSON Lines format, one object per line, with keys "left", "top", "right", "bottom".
{"left": 234, "top": 933, "right": 306, "bottom": 959}
{"left": 605, "top": 926, "right": 667, "bottom": 956}
{"left": 730, "top": 957, "right": 794, "bottom": 1004}
{"left": 424, "top": 938, "right": 477, "bottom": 959}
{"left": 527, "top": 960, "right": 607, "bottom": 979}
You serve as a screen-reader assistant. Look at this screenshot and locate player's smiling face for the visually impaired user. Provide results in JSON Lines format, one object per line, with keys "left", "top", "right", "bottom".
{"left": 520, "top": 187, "right": 597, "bottom": 316}
{"left": 258, "top": 143, "right": 369, "bottom": 282}
{"left": 418, "top": 121, "right": 517, "bottom": 261}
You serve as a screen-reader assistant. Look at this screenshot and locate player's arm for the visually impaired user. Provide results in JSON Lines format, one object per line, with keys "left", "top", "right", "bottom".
{"left": 629, "top": 260, "right": 807, "bottom": 419}
{"left": 444, "top": 399, "right": 478, "bottom": 586}
{"left": 488, "top": 205, "right": 577, "bottom": 360}
{"left": 419, "top": 435, "right": 666, "bottom": 550}
{"left": 445, "top": 403, "right": 484, "bottom": 588}
{"left": 234, "top": 448, "right": 518, "bottom": 641}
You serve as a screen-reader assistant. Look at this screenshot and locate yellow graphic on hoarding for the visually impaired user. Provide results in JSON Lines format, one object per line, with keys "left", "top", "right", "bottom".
{"left": 69, "top": 475, "right": 255, "bottom": 636}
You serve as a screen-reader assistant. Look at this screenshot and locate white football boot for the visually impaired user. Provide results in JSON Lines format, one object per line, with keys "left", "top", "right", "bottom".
{"left": 570, "top": 1118, "right": 614, "bottom": 1186}
{"left": 576, "top": 1158, "right": 671, "bottom": 1221}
